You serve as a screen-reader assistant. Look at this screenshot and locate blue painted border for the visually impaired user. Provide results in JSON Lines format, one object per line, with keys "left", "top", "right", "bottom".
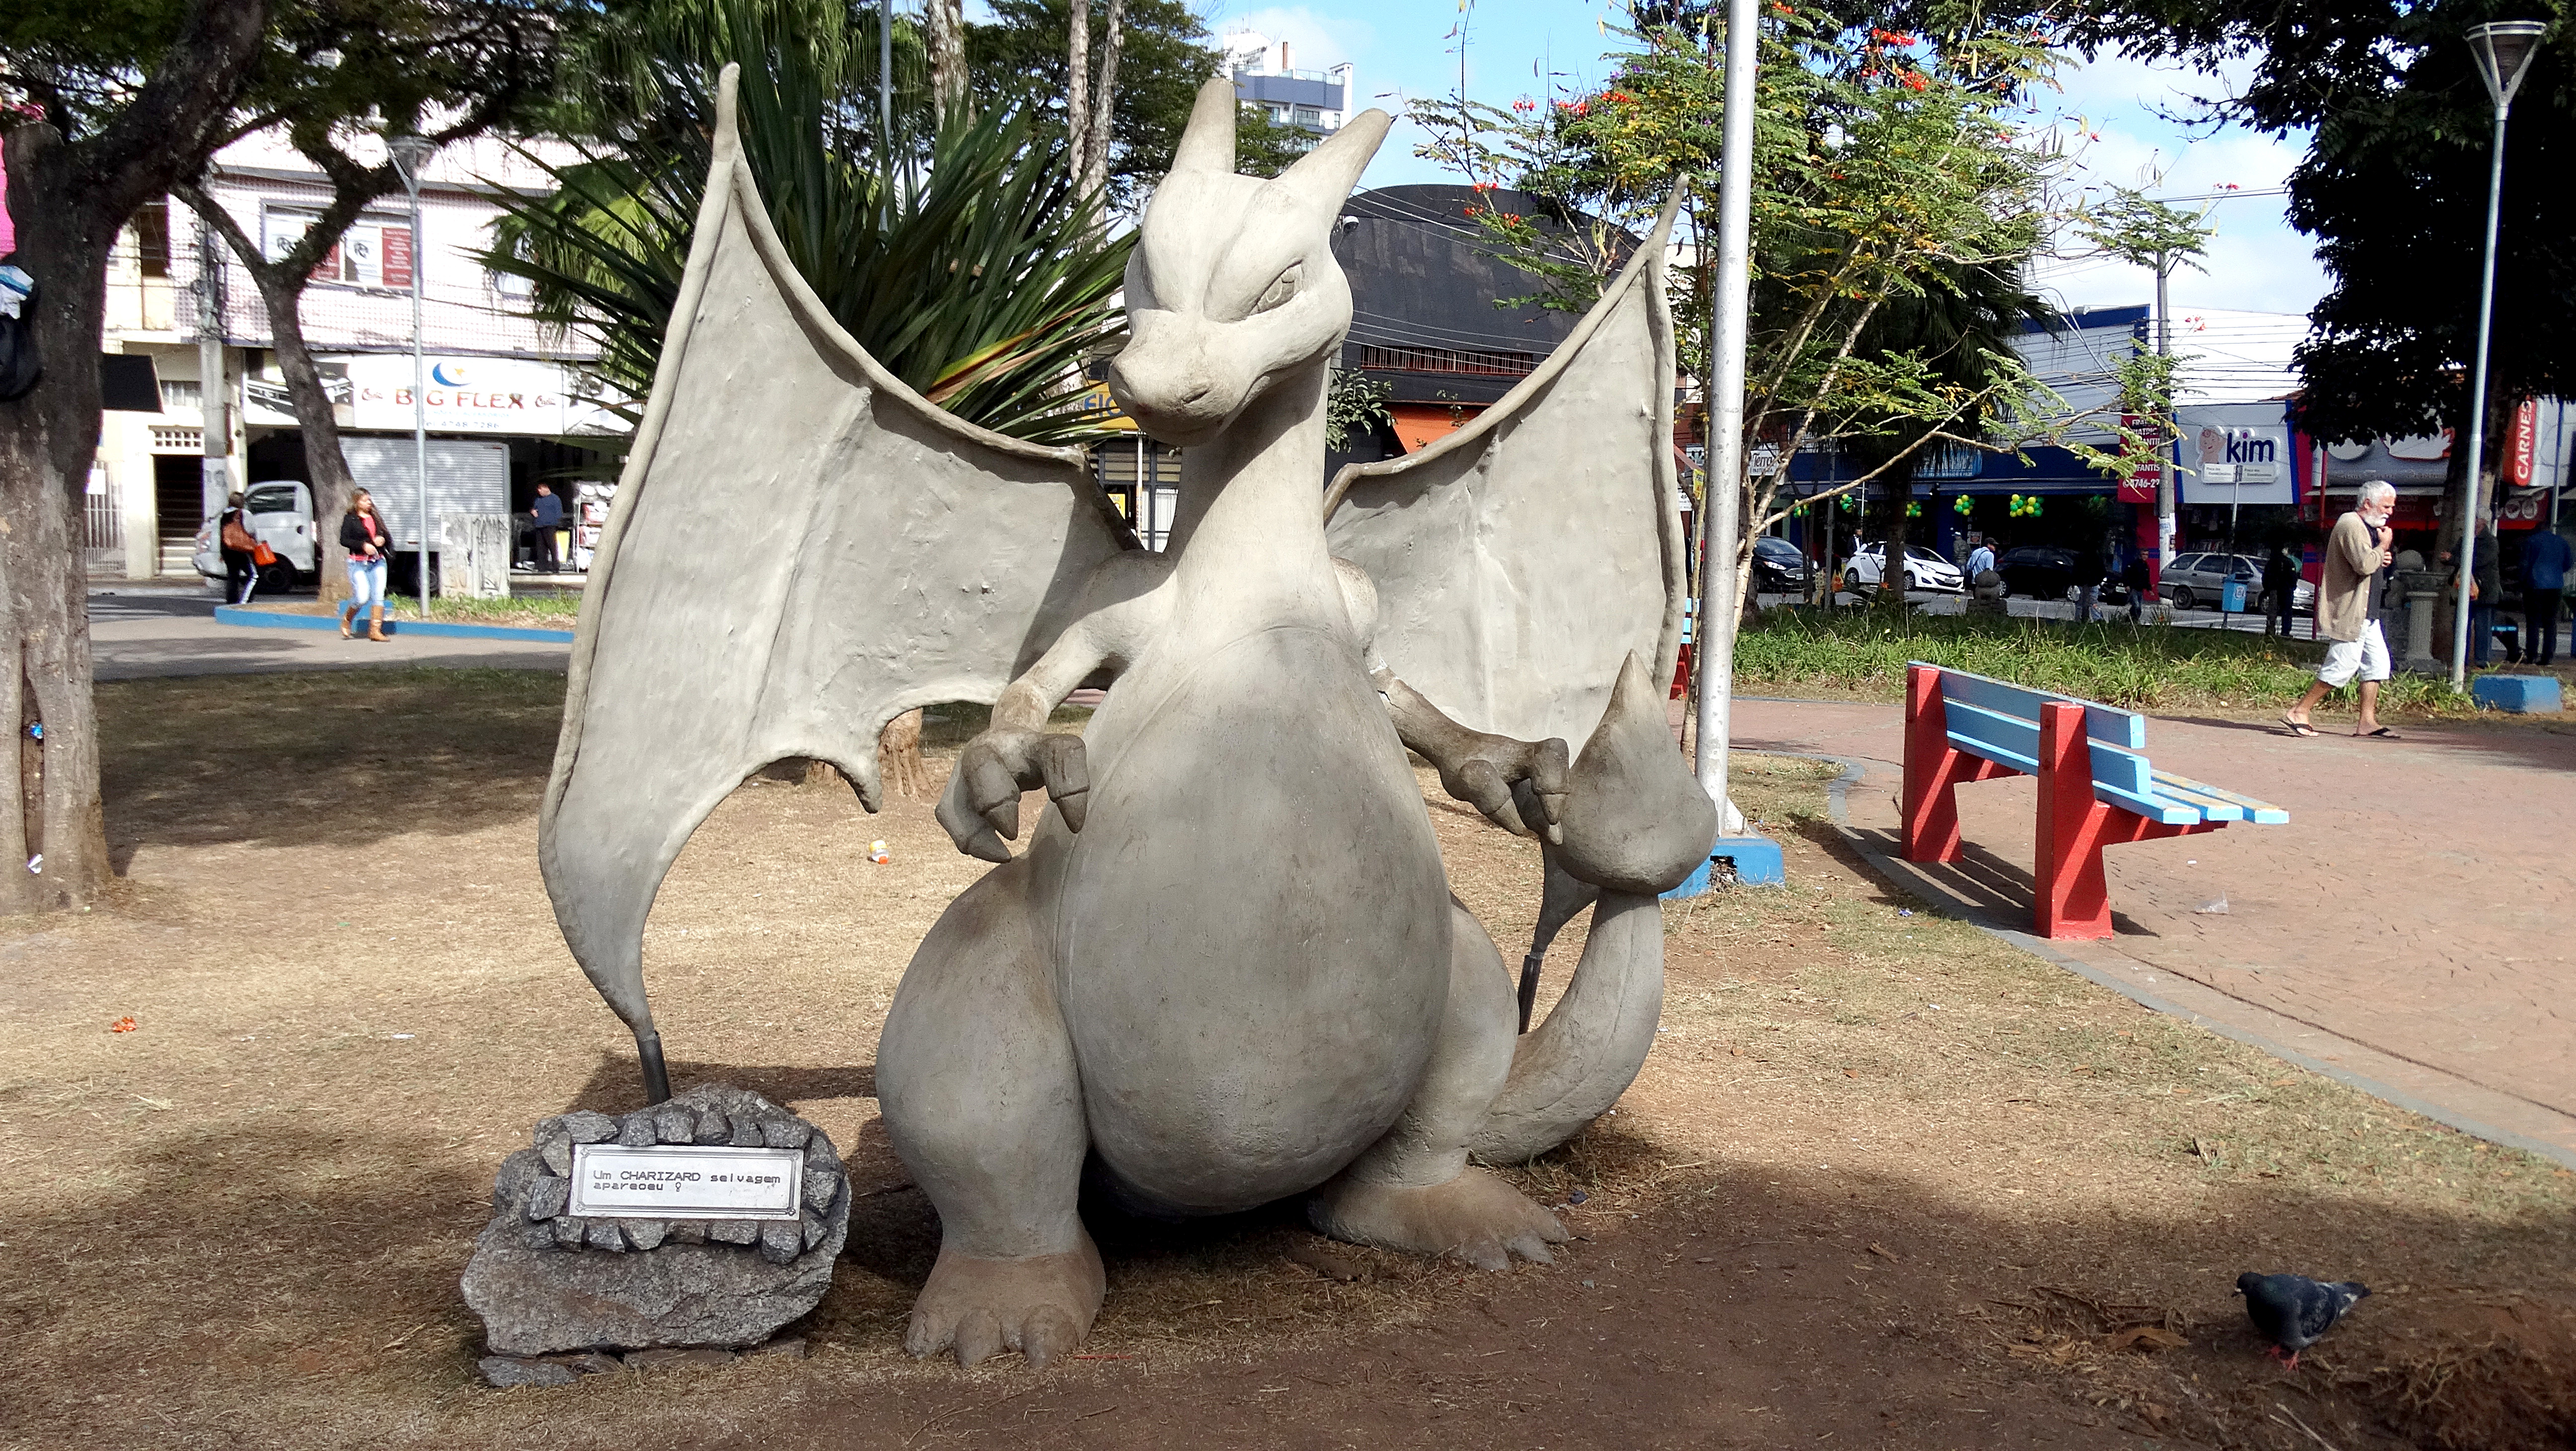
{"left": 215, "top": 605, "right": 575, "bottom": 644}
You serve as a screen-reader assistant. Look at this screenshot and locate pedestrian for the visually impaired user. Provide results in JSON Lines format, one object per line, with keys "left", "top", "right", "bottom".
{"left": 2072, "top": 548, "right": 2104, "bottom": 622}
{"left": 2122, "top": 550, "right": 2152, "bottom": 623}
{"left": 338, "top": 487, "right": 392, "bottom": 642}
{"left": 2521, "top": 524, "right": 2571, "bottom": 667}
{"left": 2281, "top": 481, "right": 2397, "bottom": 739}
{"left": 217, "top": 490, "right": 259, "bottom": 605}
{"left": 2262, "top": 542, "right": 2300, "bottom": 639}
{"left": 1965, "top": 537, "right": 1997, "bottom": 587}
{"left": 530, "top": 483, "right": 564, "bottom": 573}
{"left": 2467, "top": 516, "right": 2503, "bottom": 668}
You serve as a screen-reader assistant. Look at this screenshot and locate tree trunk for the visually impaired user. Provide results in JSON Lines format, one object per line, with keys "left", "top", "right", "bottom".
{"left": 925, "top": 0, "right": 968, "bottom": 129}
{"left": 1080, "top": 0, "right": 1127, "bottom": 205}
{"left": 1066, "top": 0, "right": 1091, "bottom": 185}
{"left": 254, "top": 272, "right": 358, "bottom": 603}
{"left": 1886, "top": 468, "right": 1912, "bottom": 607}
{"left": 0, "top": 124, "right": 114, "bottom": 911}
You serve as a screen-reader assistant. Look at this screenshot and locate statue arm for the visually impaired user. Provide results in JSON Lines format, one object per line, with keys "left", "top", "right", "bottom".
{"left": 938, "top": 553, "right": 1172, "bottom": 862}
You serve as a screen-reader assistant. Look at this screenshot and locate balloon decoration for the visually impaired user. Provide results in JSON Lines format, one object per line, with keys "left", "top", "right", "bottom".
{"left": 1953, "top": 494, "right": 1975, "bottom": 516}
{"left": 2008, "top": 493, "right": 2043, "bottom": 518}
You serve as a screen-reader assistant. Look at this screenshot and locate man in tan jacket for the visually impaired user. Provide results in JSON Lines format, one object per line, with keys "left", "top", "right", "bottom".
{"left": 2282, "top": 480, "right": 2398, "bottom": 737}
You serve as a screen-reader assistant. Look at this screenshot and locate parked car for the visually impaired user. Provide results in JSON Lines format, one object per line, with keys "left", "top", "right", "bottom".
{"left": 2158, "top": 551, "right": 2315, "bottom": 614}
{"left": 193, "top": 480, "right": 318, "bottom": 594}
{"left": 1752, "top": 535, "right": 1815, "bottom": 594}
{"left": 1840, "top": 542, "right": 1966, "bottom": 595}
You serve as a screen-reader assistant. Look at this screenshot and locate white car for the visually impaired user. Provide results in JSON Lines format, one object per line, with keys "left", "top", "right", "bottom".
{"left": 1839, "top": 542, "right": 1966, "bottom": 595}
{"left": 194, "top": 480, "right": 320, "bottom": 592}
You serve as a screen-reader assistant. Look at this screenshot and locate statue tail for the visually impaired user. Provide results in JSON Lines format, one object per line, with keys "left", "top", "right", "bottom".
{"left": 1467, "top": 882, "right": 1665, "bottom": 1164}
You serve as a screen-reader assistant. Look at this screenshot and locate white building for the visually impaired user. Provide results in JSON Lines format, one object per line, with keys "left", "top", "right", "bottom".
{"left": 1220, "top": 30, "right": 1355, "bottom": 140}
{"left": 96, "top": 126, "right": 624, "bottom": 581}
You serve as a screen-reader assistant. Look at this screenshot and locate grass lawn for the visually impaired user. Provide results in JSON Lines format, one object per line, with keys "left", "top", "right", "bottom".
{"left": 1734, "top": 606, "right": 2496, "bottom": 720}
{"left": 1, "top": 672, "right": 2566, "bottom": 1448}
{"left": 242, "top": 593, "right": 584, "bottom": 630}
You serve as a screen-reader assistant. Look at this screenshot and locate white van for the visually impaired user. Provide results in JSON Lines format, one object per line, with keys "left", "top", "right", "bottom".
{"left": 193, "top": 480, "right": 318, "bottom": 593}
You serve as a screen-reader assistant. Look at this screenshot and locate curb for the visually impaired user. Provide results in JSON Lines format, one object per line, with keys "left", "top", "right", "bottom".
{"left": 1743, "top": 746, "right": 2576, "bottom": 1172}
{"left": 214, "top": 605, "right": 574, "bottom": 644}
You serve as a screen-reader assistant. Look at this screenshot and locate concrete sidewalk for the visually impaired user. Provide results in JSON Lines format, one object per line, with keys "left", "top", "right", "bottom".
{"left": 90, "top": 589, "right": 569, "bottom": 681}
{"left": 1725, "top": 696, "right": 2576, "bottom": 1165}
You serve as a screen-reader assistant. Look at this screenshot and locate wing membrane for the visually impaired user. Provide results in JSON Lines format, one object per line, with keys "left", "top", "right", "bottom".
{"left": 540, "top": 66, "right": 1133, "bottom": 1061}
{"left": 1323, "top": 190, "right": 1687, "bottom": 748}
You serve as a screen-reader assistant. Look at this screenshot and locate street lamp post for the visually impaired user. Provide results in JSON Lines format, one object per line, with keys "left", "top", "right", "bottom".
{"left": 1692, "top": 0, "right": 1759, "bottom": 825}
{"left": 2450, "top": 20, "right": 2547, "bottom": 690}
{"left": 389, "top": 132, "right": 437, "bottom": 620}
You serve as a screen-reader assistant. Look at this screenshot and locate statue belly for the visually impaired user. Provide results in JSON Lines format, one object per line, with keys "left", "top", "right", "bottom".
{"left": 1056, "top": 625, "right": 1451, "bottom": 1214}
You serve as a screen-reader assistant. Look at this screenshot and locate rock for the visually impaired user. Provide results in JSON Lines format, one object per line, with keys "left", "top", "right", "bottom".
{"left": 524, "top": 1175, "right": 569, "bottom": 1221}
{"left": 757, "top": 1219, "right": 802, "bottom": 1265}
{"left": 552, "top": 1351, "right": 625, "bottom": 1376}
{"left": 693, "top": 1108, "right": 730, "bottom": 1145}
{"left": 519, "top": 1221, "right": 558, "bottom": 1251}
{"left": 492, "top": 1149, "right": 544, "bottom": 1215}
{"left": 616, "top": 1113, "right": 656, "bottom": 1148}
{"left": 744, "top": 1337, "right": 806, "bottom": 1360}
{"left": 481, "top": 1354, "right": 580, "bottom": 1388}
{"left": 760, "top": 1119, "right": 810, "bottom": 1150}
{"left": 802, "top": 1169, "right": 840, "bottom": 1214}
{"left": 802, "top": 1137, "right": 837, "bottom": 1171}
{"left": 538, "top": 1132, "right": 573, "bottom": 1177}
{"left": 624, "top": 1347, "right": 737, "bottom": 1373}
{"left": 561, "top": 1110, "right": 617, "bottom": 1144}
{"left": 654, "top": 1109, "right": 695, "bottom": 1144}
{"left": 728, "top": 1117, "right": 764, "bottom": 1147}
{"left": 461, "top": 1083, "right": 850, "bottom": 1356}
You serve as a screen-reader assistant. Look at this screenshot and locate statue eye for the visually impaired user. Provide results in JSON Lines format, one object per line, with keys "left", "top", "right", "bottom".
{"left": 1252, "top": 262, "right": 1302, "bottom": 315}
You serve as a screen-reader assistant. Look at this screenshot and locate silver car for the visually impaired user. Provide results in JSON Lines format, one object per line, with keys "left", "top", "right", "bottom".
{"left": 2158, "top": 551, "right": 2315, "bottom": 614}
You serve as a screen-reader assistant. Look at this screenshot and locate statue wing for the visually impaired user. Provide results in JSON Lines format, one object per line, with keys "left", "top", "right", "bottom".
{"left": 540, "top": 66, "right": 1135, "bottom": 1091}
{"left": 1324, "top": 189, "right": 1687, "bottom": 748}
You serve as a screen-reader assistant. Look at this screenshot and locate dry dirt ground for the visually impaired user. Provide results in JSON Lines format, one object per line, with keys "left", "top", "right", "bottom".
{"left": 5, "top": 669, "right": 2573, "bottom": 1450}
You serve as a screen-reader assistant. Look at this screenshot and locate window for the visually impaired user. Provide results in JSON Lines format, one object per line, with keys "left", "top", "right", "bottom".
{"left": 244, "top": 484, "right": 301, "bottom": 516}
{"left": 133, "top": 201, "right": 171, "bottom": 278}
{"left": 1294, "top": 105, "right": 1322, "bottom": 128}
{"left": 1356, "top": 343, "right": 1535, "bottom": 378}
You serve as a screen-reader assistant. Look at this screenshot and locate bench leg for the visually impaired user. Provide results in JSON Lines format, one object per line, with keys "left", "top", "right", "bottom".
{"left": 1902, "top": 664, "right": 2017, "bottom": 863}
{"left": 2033, "top": 702, "right": 2217, "bottom": 939}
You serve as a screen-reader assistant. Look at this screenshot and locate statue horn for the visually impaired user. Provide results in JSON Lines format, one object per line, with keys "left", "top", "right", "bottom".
{"left": 1170, "top": 75, "right": 1239, "bottom": 175}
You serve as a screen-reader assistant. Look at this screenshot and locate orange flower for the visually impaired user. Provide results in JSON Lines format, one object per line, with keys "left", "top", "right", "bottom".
{"left": 110, "top": 1016, "right": 137, "bottom": 1033}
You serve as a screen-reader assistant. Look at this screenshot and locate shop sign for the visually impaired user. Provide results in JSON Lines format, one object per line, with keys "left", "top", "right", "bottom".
{"left": 342, "top": 354, "right": 569, "bottom": 435}
{"left": 2505, "top": 399, "right": 2539, "bottom": 486}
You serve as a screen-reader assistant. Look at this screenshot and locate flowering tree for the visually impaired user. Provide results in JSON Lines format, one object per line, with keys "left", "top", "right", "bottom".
{"left": 1414, "top": 5, "right": 2070, "bottom": 616}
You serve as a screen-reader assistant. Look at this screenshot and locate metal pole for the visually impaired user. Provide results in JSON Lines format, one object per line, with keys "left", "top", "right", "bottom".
{"left": 2154, "top": 252, "right": 2175, "bottom": 605}
{"left": 407, "top": 172, "right": 429, "bottom": 619}
{"left": 2451, "top": 103, "right": 2511, "bottom": 691}
{"left": 1691, "top": 0, "right": 1758, "bottom": 827}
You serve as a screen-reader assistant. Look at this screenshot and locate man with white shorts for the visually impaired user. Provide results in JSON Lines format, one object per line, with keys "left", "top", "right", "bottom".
{"left": 2283, "top": 481, "right": 2397, "bottom": 738}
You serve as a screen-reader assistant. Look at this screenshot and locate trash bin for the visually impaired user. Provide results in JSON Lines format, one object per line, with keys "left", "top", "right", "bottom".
{"left": 2220, "top": 578, "right": 2247, "bottom": 613}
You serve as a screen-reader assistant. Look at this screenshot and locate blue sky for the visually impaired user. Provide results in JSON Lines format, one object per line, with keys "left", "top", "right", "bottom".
{"left": 1190, "top": 0, "right": 2330, "bottom": 320}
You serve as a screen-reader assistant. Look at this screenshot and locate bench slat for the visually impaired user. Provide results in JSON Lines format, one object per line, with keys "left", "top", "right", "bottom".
{"left": 2154, "top": 770, "right": 2288, "bottom": 825}
{"left": 2094, "top": 780, "right": 2208, "bottom": 826}
{"left": 1919, "top": 662, "right": 2148, "bottom": 750}
{"left": 2143, "top": 773, "right": 2246, "bottom": 822}
{"left": 1944, "top": 698, "right": 2040, "bottom": 774}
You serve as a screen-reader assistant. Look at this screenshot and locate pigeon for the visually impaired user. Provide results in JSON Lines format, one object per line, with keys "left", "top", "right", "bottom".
{"left": 2236, "top": 1272, "right": 2370, "bottom": 1367}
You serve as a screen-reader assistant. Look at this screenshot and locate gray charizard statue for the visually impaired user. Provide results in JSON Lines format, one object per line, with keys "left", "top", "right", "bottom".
{"left": 538, "top": 69, "right": 1718, "bottom": 1369}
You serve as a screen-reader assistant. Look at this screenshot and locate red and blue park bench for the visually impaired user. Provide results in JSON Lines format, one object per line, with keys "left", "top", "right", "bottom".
{"left": 1901, "top": 662, "right": 2287, "bottom": 939}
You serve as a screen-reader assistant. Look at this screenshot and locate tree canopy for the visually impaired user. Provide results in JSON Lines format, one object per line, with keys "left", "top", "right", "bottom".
{"left": 2078, "top": 0, "right": 2576, "bottom": 445}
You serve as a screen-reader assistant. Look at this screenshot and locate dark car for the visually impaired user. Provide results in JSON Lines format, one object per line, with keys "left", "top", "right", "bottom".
{"left": 1997, "top": 545, "right": 2125, "bottom": 604}
{"left": 1752, "top": 535, "right": 1814, "bottom": 594}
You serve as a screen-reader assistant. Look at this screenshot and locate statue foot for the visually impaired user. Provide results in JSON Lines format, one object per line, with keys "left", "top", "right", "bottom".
{"left": 903, "top": 1237, "right": 1106, "bottom": 1369}
{"left": 1308, "top": 1165, "right": 1567, "bottom": 1271}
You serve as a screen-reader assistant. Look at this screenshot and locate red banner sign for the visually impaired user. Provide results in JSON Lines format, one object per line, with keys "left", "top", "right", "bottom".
{"left": 2505, "top": 398, "right": 2539, "bottom": 486}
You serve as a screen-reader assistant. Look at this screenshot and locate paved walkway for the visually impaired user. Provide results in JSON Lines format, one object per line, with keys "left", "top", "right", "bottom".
{"left": 1725, "top": 696, "right": 2576, "bottom": 1164}
{"left": 89, "top": 589, "right": 569, "bottom": 681}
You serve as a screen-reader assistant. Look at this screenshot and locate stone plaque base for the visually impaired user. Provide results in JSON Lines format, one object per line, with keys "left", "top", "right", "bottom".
{"left": 461, "top": 1084, "right": 848, "bottom": 1360}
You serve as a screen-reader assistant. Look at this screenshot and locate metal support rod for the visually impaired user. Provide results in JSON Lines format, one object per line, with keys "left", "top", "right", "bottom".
{"left": 879, "top": 0, "right": 894, "bottom": 169}
{"left": 1691, "top": 0, "right": 1758, "bottom": 824}
{"left": 2452, "top": 103, "right": 2512, "bottom": 691}
{"left": 2154, "top": 252, "right": 2174, "bottom": 600}
{"left": 396, "top": 156, "right": 430, "bottom": 619}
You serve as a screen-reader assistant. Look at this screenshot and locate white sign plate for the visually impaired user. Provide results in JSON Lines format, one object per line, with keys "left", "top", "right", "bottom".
{"left": 569, "top": 1143, "right": 805, "bottom": 1220}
